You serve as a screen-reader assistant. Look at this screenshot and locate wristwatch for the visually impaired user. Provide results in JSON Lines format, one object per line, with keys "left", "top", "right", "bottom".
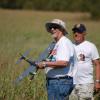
{"left": 96, "top": 80, "right": 100, "bottom": 83}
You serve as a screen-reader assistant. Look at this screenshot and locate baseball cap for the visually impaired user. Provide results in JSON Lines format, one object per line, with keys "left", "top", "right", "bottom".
{"left": 45, "top": 19, "right": 68, "bottom": 34}
{"left": 72, "top": 24, "right": 86, "bottom": 33}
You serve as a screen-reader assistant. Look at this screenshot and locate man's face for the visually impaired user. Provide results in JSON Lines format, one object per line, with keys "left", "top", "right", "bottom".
{"left": 49, "top": 26, "right": 62, "bottom": 40}
{"left": 51, "top": 28, "right": 60, "bottom": 38}
{"left": 73, "top": 32, "right": 85, "bottom": 43}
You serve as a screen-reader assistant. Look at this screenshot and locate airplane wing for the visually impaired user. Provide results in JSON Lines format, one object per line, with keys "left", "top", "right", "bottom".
{"left": 14, "top": 65, "right": 36, "bottom": 84}
{"left": 14, "top": 41, "right": 55, "bottom": 85}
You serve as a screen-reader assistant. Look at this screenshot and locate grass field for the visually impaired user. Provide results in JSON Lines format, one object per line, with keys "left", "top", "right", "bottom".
{"left": 0, "top": 9, "right": 100, "bottom": 100}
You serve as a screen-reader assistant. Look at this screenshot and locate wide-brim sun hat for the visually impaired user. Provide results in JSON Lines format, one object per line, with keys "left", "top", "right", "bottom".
{"left": 45, "top": 19, "right": 68, "bottom": 34}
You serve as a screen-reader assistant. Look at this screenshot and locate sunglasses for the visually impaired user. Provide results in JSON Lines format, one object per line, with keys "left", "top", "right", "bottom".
{"left": 49, "top": 25, "right": 61, "bottom": 30}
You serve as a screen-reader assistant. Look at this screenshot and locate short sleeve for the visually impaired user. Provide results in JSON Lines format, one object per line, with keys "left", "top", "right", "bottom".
{"left": 56, "top": 42, "right": 71, "bottom": 61}
{"left": 91, "top": 44, "right": 100, "bottom": 60}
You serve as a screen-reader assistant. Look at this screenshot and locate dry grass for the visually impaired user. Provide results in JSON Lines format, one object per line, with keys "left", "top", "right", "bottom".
{"left": 0, "top": 9, "right": 100, "bottom": 100}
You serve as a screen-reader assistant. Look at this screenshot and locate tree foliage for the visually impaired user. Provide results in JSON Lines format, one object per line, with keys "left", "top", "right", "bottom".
{"left": 0, "top": 0, "right": 100, "bottom": 20}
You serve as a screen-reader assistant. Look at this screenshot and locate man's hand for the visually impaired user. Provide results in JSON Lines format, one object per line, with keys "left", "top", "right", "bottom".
{"left": 94, "top": 82, "right": 100, "bottom": 97}
{"left": 95, "top": 82, "right": 100, "bottom": 92}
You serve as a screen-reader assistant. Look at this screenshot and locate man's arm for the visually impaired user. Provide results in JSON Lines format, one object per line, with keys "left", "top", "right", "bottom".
{"left": 93, "top": 59, "right": 100, "bottom": 92}
{"left": 37, "top": 61, "right": 69, "bottom": 69}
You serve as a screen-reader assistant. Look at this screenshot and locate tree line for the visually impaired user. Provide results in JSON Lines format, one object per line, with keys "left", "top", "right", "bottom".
{"left": 0, "top": 0, "right": 100, "bottom": 20}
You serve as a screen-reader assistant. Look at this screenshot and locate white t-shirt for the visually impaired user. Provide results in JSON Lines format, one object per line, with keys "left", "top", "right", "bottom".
{"left": 45, "top": 36, "right": 77, "bottom": 78}
{"left": 73, "top": 40, "right": 99, "bottom": 84}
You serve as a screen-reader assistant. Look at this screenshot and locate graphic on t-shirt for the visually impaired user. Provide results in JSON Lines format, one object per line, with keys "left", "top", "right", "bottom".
{"left": 79, "top": 53, "right": 85, "bottom": 61}
{"left": 47, "top": 49, "right": 57, "bottom": 61}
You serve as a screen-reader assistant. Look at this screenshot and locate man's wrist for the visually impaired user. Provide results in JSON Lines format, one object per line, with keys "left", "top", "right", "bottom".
{"left": 95, "top": 80, "right": 100, "bottom": 83}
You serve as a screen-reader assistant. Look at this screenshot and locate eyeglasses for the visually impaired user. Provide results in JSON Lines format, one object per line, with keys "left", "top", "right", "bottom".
{"left": 49, "top": 25, "right": 61, "bottom": 30}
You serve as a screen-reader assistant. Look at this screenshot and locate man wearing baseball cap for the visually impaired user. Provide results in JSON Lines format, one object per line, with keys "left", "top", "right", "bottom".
{"left": 36, "top": 19, "right": 77, "bottom": 100}
{"left": 70, "top": 24, "right": 100, "bottom": 100}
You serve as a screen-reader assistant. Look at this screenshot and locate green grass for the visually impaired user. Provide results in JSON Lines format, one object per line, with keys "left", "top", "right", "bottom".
{"left": 0, "top": 9, "right": 100, "bottom": 100}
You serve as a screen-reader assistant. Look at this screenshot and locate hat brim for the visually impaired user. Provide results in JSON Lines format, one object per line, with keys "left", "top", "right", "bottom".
{"left": 45, "top": 22, "right": 68, "bottom": 34}
{"left": 72, "top": 27, "right": 86, "bottom": 33}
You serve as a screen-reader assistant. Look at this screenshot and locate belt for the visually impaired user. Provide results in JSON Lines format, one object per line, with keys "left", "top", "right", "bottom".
{"left": 46, "top": 76, "right": 72, "bottom": 80}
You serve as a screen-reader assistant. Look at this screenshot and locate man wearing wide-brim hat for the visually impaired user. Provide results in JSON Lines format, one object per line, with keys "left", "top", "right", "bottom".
{"left": 46, "top": 19, "right": 68, "bottom": 35}
{"left": 36, "top": 19, "right": 77, "bottom": 100}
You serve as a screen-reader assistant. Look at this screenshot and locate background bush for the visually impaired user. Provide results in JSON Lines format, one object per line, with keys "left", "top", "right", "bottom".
{"left": 0, "top": 0, "right": 100, "bottom": 20}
